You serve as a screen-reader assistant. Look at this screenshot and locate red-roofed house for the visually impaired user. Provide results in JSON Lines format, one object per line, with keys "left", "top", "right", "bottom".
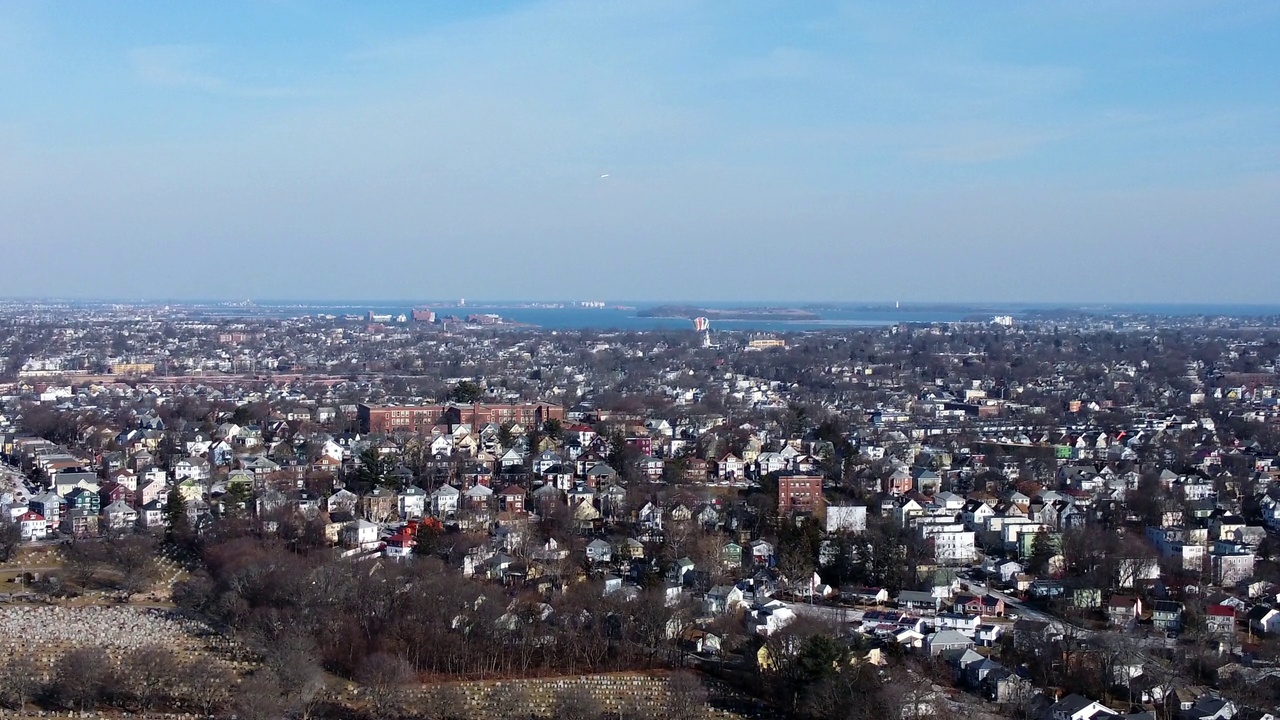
{"left": 566, "top": 424, "right": 597, "bottom": 445}
{"left": 384, "top": 530, "right": 415, "bottom": 558}
{"left": 956, "top": 594, "right": 1006, "bottom": 617}
{"left": 1107, "top": 595, "right": 1143, "bottom": 626}
{"left": 17, "top": 511, "right": 48, "bottom": 541}
{"left": 1205, "top": 604, "right": 1236, "bottom": 635}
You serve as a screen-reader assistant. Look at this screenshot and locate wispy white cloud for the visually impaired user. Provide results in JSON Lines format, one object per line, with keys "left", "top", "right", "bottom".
{"left": 905, "top": 128, "right": 1062, "bottom": 165}
{"left": 131, "top": 44, "right": 225, "bottom": 91}
{"left": 0, "top": 0, "right": 1276, "bottom": 301}
{"left": 130, "top": 44, "right": 300, "bottom": 98}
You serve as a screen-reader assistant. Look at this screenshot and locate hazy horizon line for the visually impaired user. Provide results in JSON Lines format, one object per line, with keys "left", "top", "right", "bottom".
{"left": 3, "top": 296, "right": 1280, "bottom": 310}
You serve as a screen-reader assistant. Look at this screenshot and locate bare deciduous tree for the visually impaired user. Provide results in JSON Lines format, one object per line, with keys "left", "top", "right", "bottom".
{"left": 107, "top": 533, "right": 161, "bottom": 597}
{"left": 231, "top": 670, "right": 287, "bottom": 720}
{"left": 665, "top": 671, "right": 708, "bottom": 720}
{"left": 182, "top": 662, "right": 234, "bottom": 717}
{"left": 489, "top": 682, "right": 532, "bottom": 720}
{"left": 0, "top": 652, "right": 41, "bottom": 711}
{"left": 554, "top": 686, "right": 603, "bottom": 720}
{"left": 423, "top": 685, "right": 466, "bottom": 720}
{"left": 53, "top": 647, "right": 111, "bottom": 711}
{"left": 265, "top": 628, "right": 327, "bottom": 719}
{"left": 119, "top": 645, "right": 179, "bottom": 711}
{"left": 357, "top": 651, "right": 416, "bottom": 720}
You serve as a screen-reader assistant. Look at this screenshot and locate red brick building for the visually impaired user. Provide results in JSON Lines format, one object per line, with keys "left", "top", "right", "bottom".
{"left": 498, "top": 485, "right": 527, "bottom": 514}
{"left": 358, "top": 402, "right": 565, "bottom": 434}
{"left": 778, "top": 473, "right": 824, "bottom": 517}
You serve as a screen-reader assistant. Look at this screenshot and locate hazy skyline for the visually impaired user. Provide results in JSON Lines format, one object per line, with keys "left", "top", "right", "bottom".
{"left": 1, "top": 1, "right": 1277, "bottom": 303}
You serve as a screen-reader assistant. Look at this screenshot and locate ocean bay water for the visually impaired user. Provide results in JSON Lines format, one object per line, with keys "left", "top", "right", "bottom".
{"left": 254, "top": 304, "right": 977, "bottom": 332}
{"left": 187, "top": 301, "right": 1280, "bottom": 332}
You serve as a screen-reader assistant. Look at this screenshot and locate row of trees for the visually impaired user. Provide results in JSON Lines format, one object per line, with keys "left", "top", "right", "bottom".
{"left": 174, "top": 529, "right": 701, "bottom": 682}
{"left": 743, "top": 616, "right": 947, "bottom": 720}
{"left": 0, "top": 646, "right": 233, "bottom": 714}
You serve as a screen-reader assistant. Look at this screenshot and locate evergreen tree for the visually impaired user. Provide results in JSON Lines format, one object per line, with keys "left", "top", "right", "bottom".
{"left": 1029, "top": 532, "right": 1057, "bottom": 575}
{"left": 497, "top": 421, "right": 516, "bottom": 449}
{"left": 0, "top": 520, "right": 21, "bottom": 563}
{"left": 224, "top": 484, "right": 253, "bottom": 518}
{"left": 356, "top": 447, "right": 397, "bottom": 490}
{"left": 164, "top": 491, "right": 190, "bottom": 543}
{"left": 449, "top": 381, "right": 483, "bottom": 403}
{"left": 542, "top": 418, "right": 563, "bottom": 442}
{"left": 412, "top": 521, "right": 441, "bottom": 558}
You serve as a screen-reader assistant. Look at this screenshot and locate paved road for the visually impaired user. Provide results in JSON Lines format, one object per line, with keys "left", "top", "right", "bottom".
{"left": 964, "top": 579, "right": 1089, "bottom": 636}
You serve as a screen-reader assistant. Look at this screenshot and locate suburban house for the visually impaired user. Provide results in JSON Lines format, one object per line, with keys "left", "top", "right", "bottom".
{"left": 585, "top": 538, "right": 613, "bottom": 564}
{"left": 1046, "top": 693, "right": 1118, "bottom": 720}
{"left": 704, "top": 585, "right": 746, "bottom": 615}
{"left": 431, "top": 485, "right": 461, "bottom": 517}
{"left": 749, "top": 540, "right": 774, "bottom": 565}
{"left": 722, "top": 541, "right": 743, "bottom": 567}
{"left": 1107, "top": 595, "right": 1143, "bottom": 626}
{"left": 1204, "top": 604, "right": 1236, "bottom": 635}
{"left": 669, "top": 557, "right": 696, "bottom": 584}
{"left": 102, "top": 499, "right": 138, "bottom": 531}
{"left": 398, "top": 486, "right": 427, "bottom": 519}
{"left": 955, "top": 594, "right": 1005, "bottom": 617}
{"left": 1247, "top": 605, "right": 1280, "bottom": 635}
{"left": 342, "top": 519, "right": 380, "bottom": 550}
{"left": 328, "top": 489, "right": 358, "bottom": 514}
{"left": 1152, "top": 600, "right": 1184, "bottom": 631}
{"left": 16, "top": 510, "right": 48, "bottom": 541}
{"left": 926, "top": 629, "right": 974, "bottom": 655}
{"left": 383, "top": 530, "right": 415, "bottom": 558}
{"left": 897, "top": 590, "right": 941, "bottom": 613}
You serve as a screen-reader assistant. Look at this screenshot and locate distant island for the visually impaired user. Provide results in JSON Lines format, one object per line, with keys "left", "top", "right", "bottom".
{"left": 638, "top": 305, "right": 821, "bottom": 321}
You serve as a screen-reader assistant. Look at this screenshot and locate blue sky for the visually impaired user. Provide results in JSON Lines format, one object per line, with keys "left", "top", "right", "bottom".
{"left": 0, "top": 1, "right": 1276, "bottom": 303}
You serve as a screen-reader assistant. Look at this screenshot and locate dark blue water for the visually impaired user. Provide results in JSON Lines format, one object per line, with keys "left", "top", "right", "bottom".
{"left": 459, "top": 307, "right": 977, "bottom": 332}
{"left": 226, "top": 301, "right": 1280, "bottom": 332}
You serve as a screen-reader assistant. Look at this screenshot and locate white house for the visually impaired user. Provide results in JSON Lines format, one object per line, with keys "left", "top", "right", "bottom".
{"left": 399, "top": 486, "right": 427, "bottom": 520}
{"left": 935, "top": 612, "right": 979, "bottom": 637}
{"left": 139, "top": 500, "right": 165, "bottom": 529}
{"left": 920, "top": 524, "right": 976, "bottom": 564}
{"left": 173, "top": 457, "right": 211, "bottom": 482}
{"left": 1248, "top": 606, "right": 1280, "bottom": 635}
{"left": 532, "top": 450, "right": 563, "bottom": 475}
{"left": 327, "top": 488, "right": 358, "bottom": 514}
{"left": 704, "top": 585, "right": 746, "bottom": 615}
{"left": 431, "top": 485, "right": 461, "bottom": 517}
{"left": 586, "top": 538, "right": 613, "bottom": 564}
{"left": 342, "top": 519, "right": 380, "bottom": 549}
{"left": 102, "top": 499, "right": 139, "bottom": 531}
{"left": 16, "top": 510, "right": 48, "bottom": 541}
{"left": 1046, "top": 694, "right": 1117, "bottom": 720}
{"left": 749, "top": 599, "right": 795, "bottom": 636}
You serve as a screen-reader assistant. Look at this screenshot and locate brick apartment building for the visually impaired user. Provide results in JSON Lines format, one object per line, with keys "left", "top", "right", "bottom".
{"left": 358, "top": 402, "right": 565, "bottom": 434}
{"left": 778, "top": 473, "right": 825, "bottom": 518}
